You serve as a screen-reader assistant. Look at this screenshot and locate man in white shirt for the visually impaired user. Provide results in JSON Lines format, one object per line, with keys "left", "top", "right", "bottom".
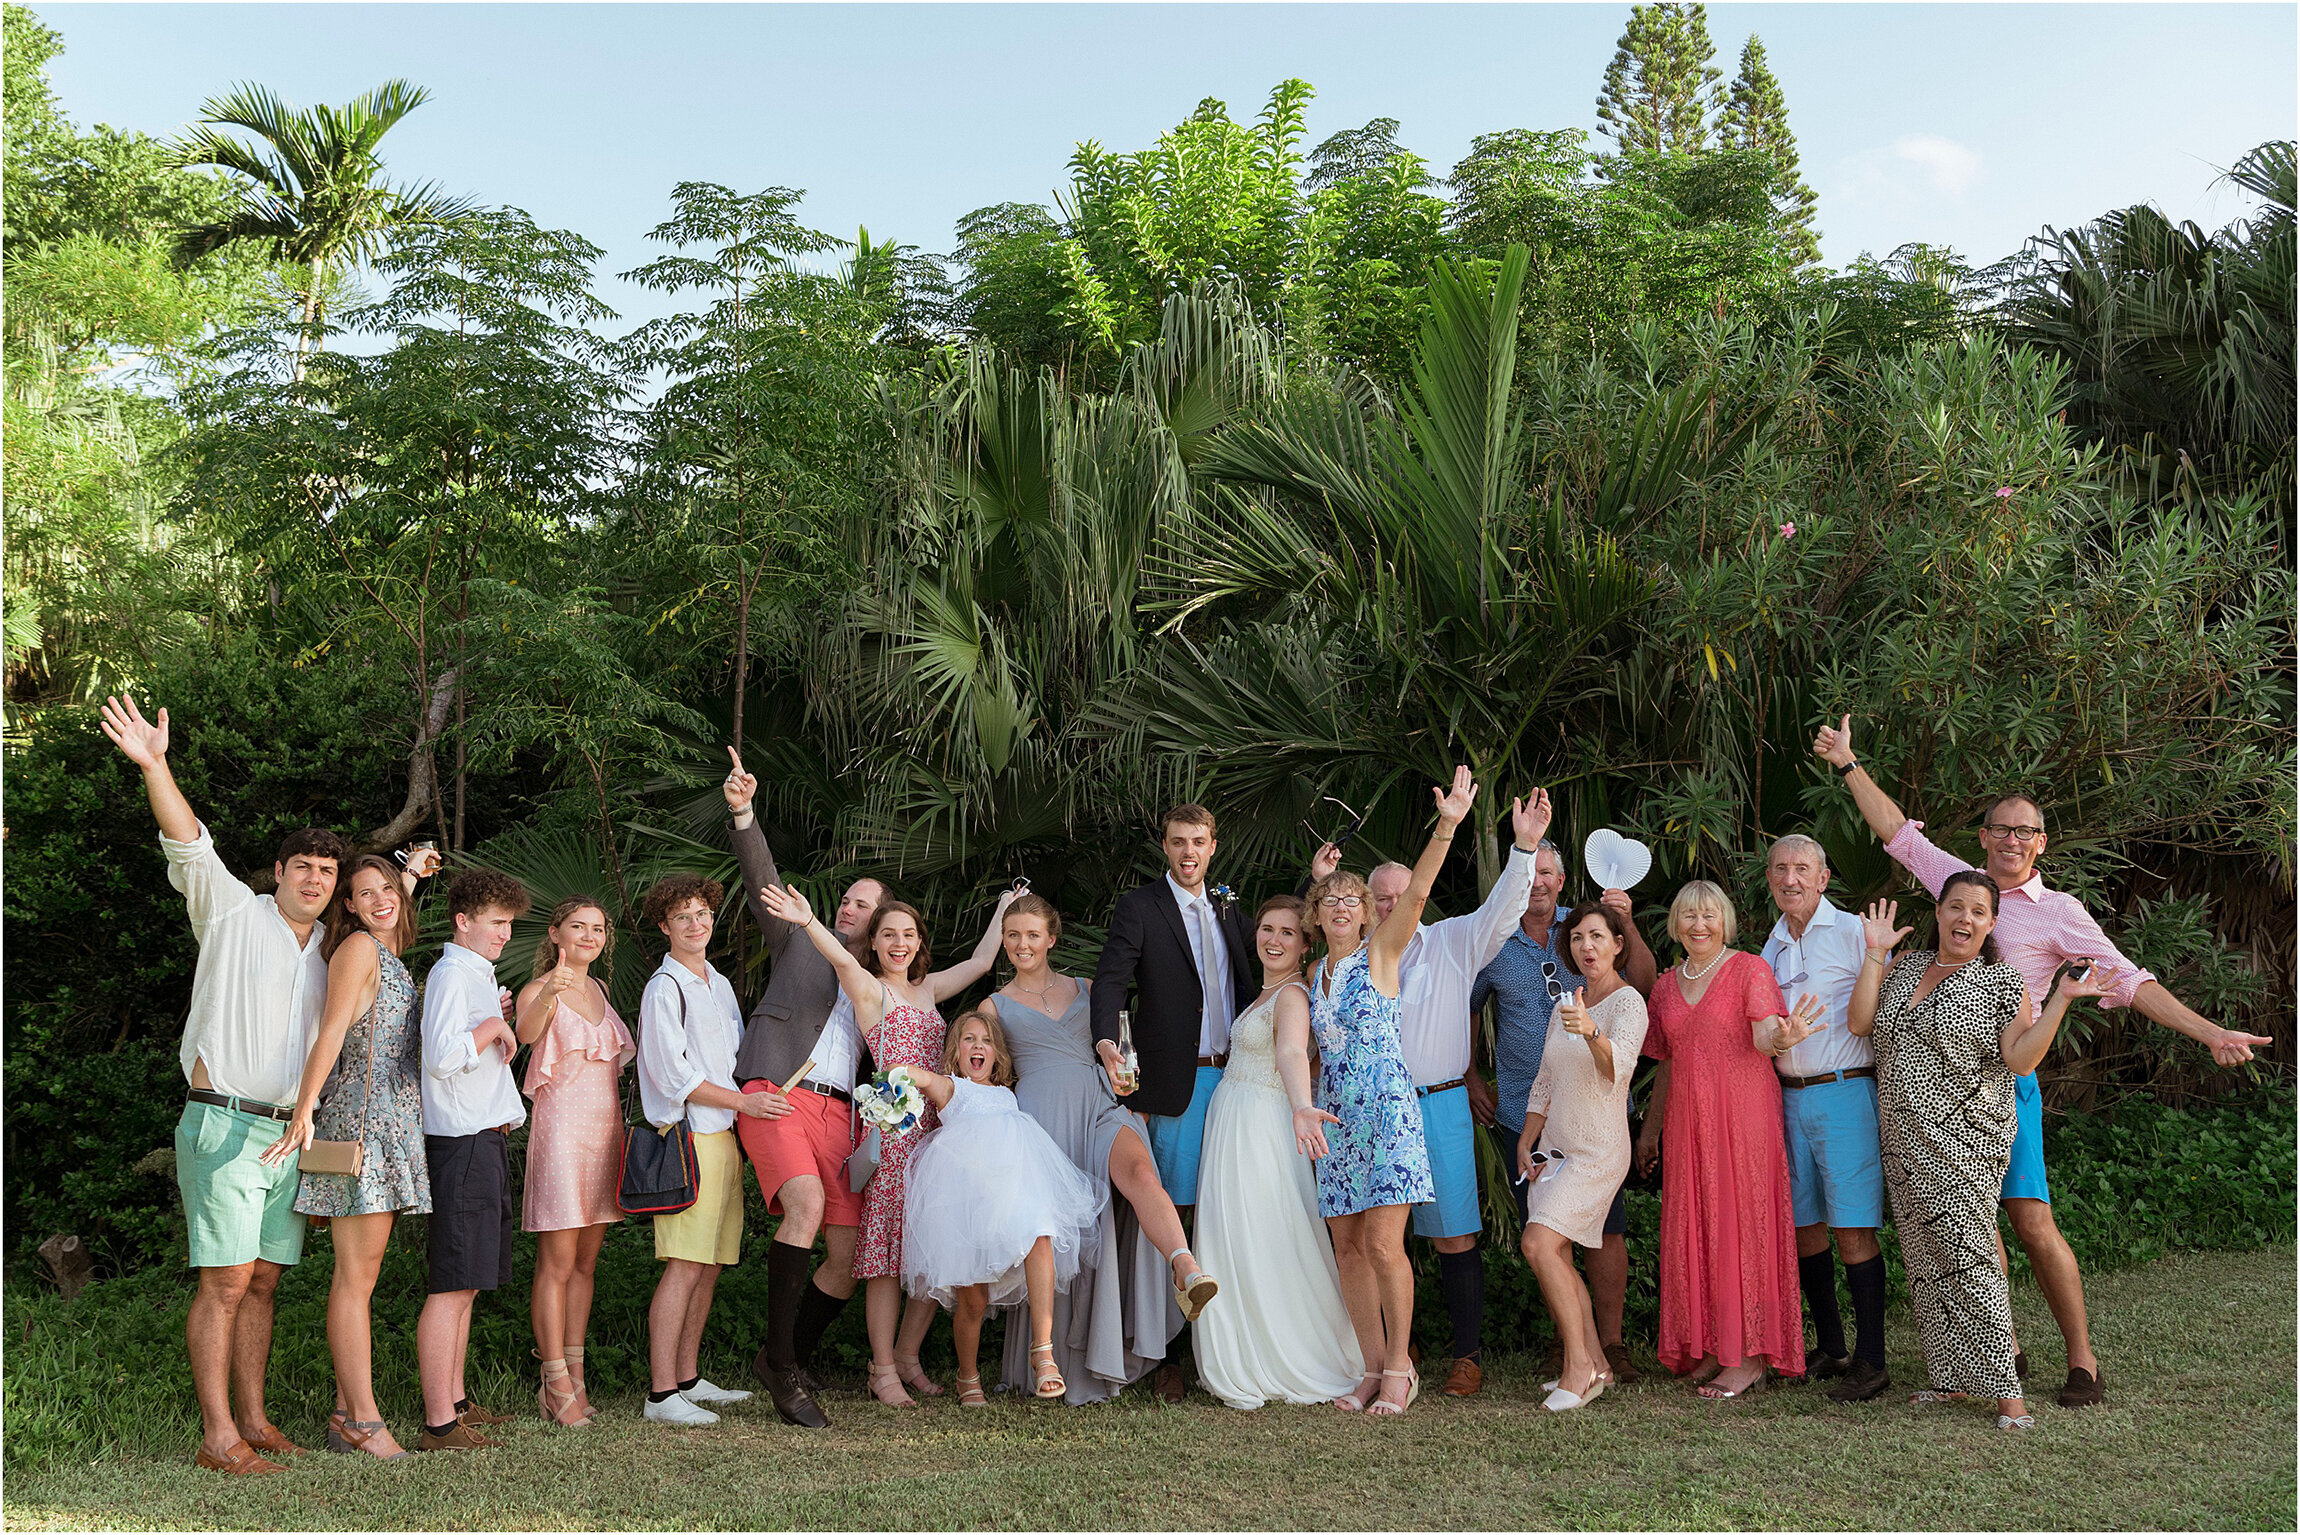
{"left": 1760, "top": 835, "right": 1891, "bottom": 1404}
{"left": 636, "top": 873, "right": 776, "bottom": 1426}
{"left": 101, "top": 695, "right": 345, "bottom": 1476}
{"left": 1309, "top": 790, "right": 1551, "bottom": 1398}
{"left": 413, "top": 869, "right": 530, "bottom": 1452}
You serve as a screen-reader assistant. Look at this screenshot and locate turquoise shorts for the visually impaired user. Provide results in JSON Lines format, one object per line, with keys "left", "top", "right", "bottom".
{"left": 1145, "top": 1066, "right": 1224, "bottom": 1207}
{"left": 2001, "top": 1071, "right": 2051, "bottom": 1203}
{"left": 1783, "top": 1074, "right": 1886, "bottom": 1230}
{"left": 1409, "top": 1084, "right": 1482, "bottom": 1240}
{"left": 176, "top": 1100, "right": 307, "bottom": 1269}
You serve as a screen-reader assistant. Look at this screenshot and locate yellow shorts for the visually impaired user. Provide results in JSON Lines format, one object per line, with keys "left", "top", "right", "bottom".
{"left": 653, "top": 1129, "right": 743, "bottom": 1266}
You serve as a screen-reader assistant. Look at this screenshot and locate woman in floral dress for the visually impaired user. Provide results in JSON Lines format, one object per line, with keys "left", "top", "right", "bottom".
{"left": 267, "top": 852, "right": 433, "bottom": 1460}
{"left": 1305, "top": 766, "right": 1479, "bottom": 1418}
{"left": 761, "top": 881, "right": 1018, "bottom": 1404}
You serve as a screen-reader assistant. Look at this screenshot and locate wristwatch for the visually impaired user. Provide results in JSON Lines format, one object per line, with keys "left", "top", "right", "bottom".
{"left": 1834, "top": 758, "right": 1859, "bottom": 777}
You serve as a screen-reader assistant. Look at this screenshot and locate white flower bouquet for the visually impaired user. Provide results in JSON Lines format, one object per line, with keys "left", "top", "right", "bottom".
{"left": 855, "top": 1065, "right": 925, "bottom": 1134}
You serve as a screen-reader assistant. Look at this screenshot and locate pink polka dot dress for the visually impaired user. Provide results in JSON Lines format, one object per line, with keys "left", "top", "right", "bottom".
{"left": 521, "top": 990, "right": 636, "bottom": 1232}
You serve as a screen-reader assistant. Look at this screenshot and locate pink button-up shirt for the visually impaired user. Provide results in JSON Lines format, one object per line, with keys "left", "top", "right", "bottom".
{"left": 1884, "top": 820, "right": 2155, "bottom": 1014}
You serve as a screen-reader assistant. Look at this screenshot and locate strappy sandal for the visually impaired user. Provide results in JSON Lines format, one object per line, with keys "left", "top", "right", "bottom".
{"left": 323, "top": 1417, "right": 410, "bottom": 1461}
{"left": 1367, "top": 1367, "right": 1418, "bottom": 1417}
{"left": 867, "top": 1363, "right": 915, "bottom": 1407}
{"left": 894, "top": 1353, "right": 944, "bottom": 1398}
{"left": 1166, "top": 1247, "right": 1219, "bottom": 1322}
{"left": 1909, "top": 1388, "right": 1969, "bottom": 1405}
{"left": 1334, "top": 1373, "right": 1379, "bottom": 1412}
{"left": 955, "top": 1372, "right": 989, "bottom": 1408}
{"left": 1696, "top": 1372, "right": 1765, "bottom": 1400}
{"left": 536, "top": 1354, "right": 587, "bottom": 1427}
{"left": 1997, "top": 1412, "right": 2036, "bottom": 1431}
{"left": 565, "top": 1344, "right": 598, "bottom": 1419}
{"left": 1030, "top": 1342, "right": 1066, "bottom": 1401}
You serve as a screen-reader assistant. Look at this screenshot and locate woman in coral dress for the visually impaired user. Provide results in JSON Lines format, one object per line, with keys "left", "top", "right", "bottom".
{"left": 760, "top": 880, "right": 1018, "bottom": 1404}
{"left": 1636, "top": 880, "right": 1821, "bottom": 1398}
{"left": 514, "top": 898, "right": 635, "bottom": 1425}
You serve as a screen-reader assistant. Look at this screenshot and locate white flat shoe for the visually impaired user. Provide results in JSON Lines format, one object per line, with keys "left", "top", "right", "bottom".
{"left": 682, "top": 1377, "right": 751, "bottom": 1406}
{"left": 643, "top": 1394, "right": 720, "bottom": 1425}
{"left": 1544, "top": 1376, "right": 1607, "bottom": 1412}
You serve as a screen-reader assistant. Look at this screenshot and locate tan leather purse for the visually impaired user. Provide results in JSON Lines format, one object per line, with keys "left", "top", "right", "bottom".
{"left": 300, "top": 984, "right": 383, "bottom": 1177}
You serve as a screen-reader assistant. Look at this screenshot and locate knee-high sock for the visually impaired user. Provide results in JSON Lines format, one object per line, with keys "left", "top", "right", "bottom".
{"left": 790, "top": 1275, "right": 850, "bottom": 1371}
{"left": 1800, "top": 1248, "right": 1847, "bottom": 1361}
{"left": 1844, "top": 1254, "right": 1888, "bottom": 1371}
{"left": 1437, "top": 1248, "right": 1484, "bottom": 1362}
{"left": 763, "top": 1240, "right": 812, "bottom": 1372}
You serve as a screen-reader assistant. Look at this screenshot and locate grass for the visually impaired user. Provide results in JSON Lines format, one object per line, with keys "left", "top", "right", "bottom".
{"left": 2, "top": 1244, "right": 2292, "bottom": 1531}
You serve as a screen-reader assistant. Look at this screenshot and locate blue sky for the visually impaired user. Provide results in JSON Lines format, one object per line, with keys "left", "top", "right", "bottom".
{"left": 35, "top": 3, "right": 2299, "bottom": 334}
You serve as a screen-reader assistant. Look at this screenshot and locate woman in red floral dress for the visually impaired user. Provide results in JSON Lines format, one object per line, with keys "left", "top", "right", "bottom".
{"left": 761, "top": 882, "right": 1018, "bottom": 1404}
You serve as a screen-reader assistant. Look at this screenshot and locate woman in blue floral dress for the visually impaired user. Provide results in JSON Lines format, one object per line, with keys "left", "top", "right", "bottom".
{"left": 1306, "top": 766, "right": 1480, "bottom": 1418}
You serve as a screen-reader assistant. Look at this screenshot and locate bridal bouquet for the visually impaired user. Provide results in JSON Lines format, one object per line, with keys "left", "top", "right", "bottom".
{"left": 855, "top": 1067, "right": 925, "bottom": 1134}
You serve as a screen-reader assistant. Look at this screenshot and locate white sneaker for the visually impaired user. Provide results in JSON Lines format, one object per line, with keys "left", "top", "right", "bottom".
{"left": 682, "top": 1377, "right": 752, "bottom": 1406}
{"left": 644, "top": 1393, "right": 720, "bottom": 1425}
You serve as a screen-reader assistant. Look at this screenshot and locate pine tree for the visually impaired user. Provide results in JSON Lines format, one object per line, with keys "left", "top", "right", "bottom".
{"left": 1594, "top": 3, "right": 1722, "bottom": 156}
{"left": 1720, "top": 35, "right": 1821, "bottom": 267}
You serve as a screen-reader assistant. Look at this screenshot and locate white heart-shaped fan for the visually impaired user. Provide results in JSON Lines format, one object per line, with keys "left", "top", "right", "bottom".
{"left": 1583, "top": 828, "right": 1653, "bottom": 893}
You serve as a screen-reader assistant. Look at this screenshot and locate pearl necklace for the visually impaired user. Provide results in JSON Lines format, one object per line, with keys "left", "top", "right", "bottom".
{"left": 1680, "top": 948, "right": 1729, "bottom": 983}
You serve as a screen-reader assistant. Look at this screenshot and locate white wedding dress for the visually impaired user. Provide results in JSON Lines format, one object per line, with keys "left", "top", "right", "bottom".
{"left": 1194, "top": 981, "right": 1366, "bottom": 1408}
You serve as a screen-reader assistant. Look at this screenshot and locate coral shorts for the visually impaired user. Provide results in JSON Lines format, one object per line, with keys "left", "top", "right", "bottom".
{"left": 737, "top": 1082, "right": 864, "bottom": 1227}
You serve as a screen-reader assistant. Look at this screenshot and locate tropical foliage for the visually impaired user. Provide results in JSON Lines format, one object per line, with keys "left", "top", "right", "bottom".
{"left": 2, "top": 2, "right": 2290, "bottom": 1276}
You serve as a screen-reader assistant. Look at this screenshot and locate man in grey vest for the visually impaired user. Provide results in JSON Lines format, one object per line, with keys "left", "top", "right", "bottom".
{"left": 722, "top": 750, "right": 888, "bottom": 1429}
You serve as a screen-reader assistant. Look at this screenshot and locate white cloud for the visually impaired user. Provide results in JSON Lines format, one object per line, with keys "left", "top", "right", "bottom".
{"left": 1892, "top": 135, "right": 1982, "bottom": 196}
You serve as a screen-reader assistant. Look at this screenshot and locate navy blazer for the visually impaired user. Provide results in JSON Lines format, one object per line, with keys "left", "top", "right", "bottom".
{"left": 1090, "top": 879, "right": 1258, "bottom": 1118}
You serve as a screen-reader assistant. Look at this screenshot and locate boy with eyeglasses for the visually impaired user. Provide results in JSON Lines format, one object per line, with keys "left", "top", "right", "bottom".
{"left": 1814, "top": 715, "right": 2271, "bottom": 1409}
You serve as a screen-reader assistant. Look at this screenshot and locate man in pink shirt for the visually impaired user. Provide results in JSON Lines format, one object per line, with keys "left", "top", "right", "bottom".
{"left": 1814, "top": 716, "right": 2271, "bottom": 1410}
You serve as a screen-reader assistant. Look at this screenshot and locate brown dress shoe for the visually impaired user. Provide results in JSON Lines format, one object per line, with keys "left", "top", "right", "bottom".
{"left": 415, "top": 1421, "right": 494, "bottom": 1452}
{"left": 240, "top": 1423, "right": 308, "bottom": 1457}
{"left": 2058, "top": 1366, "right": 2105, "bottom": 1408}
{"left": 196, "top": 1441, "right": 285, "bottom": 1476}
{"left": 457, "top": 1399, "right": 513, "bottom": 1426}
{"left": 1440, "top": 1358, "right": 1483, "bottom": 1397}
{"left": 1153, "top": 1360, "right": 1188, "bottom": 1404}
{"left": 1602, "top": 1343, "right": 1644, "bottom": 1386}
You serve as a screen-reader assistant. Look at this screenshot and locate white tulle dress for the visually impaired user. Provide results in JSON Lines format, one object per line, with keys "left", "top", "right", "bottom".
{"left": 901, "top": 1075, "right": 1106, "bottom": 1309}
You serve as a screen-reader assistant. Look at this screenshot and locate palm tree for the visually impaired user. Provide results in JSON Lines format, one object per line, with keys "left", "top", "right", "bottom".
{"left": 173, "top": 79, "right": 472, "bottom": 375}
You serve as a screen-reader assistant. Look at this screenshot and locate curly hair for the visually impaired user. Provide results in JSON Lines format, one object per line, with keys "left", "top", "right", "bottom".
{"left": 642, "top": 874, "right": 724, "bottom": 931}
{"left": 448, "top": 868, "right": 530, "bottom": 921}
{"left": 275, "top": 827, "right": 349, "bottom": 870}
{"left": 942, "top": 1003, "right": 1016, "bottom": 1087}
{"left": 1304, "top": 870, "right": 1372, "bottom": 949}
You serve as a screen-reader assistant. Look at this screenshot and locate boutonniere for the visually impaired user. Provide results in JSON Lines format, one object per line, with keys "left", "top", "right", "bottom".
{"left": 1210, "top": 883, "right": 1236, "bottom": 909}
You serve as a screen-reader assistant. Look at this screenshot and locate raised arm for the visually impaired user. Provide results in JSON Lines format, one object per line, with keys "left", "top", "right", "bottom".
{"left": 1369, "top": 766, "right": 1478, "bottom": 989}
{"left": 2005, "top": 963, "right": 2119, "bottom": 1077}
{"left": 261, "top": 937, "right": 384, "bottom": 1164}
{"left": 1813, "top": 714, "right": 1909, "bottom": 847}
{"left": 100, "top": 695, "right": 200, "bottom": 844}
{"left": 1849, "top": 900, "right": 1913, "bottom": 1037}
{"left": 1598, "top": 890, "right": 1660, "bottom": 995}
{"left": 926, "top": 887, "right": 1022, "bottom": 1003}
{"left": 758, "top": 882, "right": 887, "bottom": 1033}
{"left": 723, "top": 748, "right": 799, "bottom": 962}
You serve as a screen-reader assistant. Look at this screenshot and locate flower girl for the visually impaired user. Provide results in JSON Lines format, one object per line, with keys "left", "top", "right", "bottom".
{"left": 885, "top": 1004, "right": 1104, "bottom": 1402}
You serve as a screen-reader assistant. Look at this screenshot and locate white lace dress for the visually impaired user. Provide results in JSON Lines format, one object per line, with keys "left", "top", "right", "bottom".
{"left": 1193, "top": 982, "right": 1366, "bottom": 1408}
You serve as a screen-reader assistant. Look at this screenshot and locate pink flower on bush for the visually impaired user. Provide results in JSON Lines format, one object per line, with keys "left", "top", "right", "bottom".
{"left": 1778, "top": 520, "right": 1796, "bottom": 539}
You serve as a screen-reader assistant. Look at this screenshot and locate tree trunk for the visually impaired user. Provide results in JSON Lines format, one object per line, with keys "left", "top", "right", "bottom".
{"left": 367, "top": 667, "right": 460, "bottom": 849}
{"left": 292, "top": 257, "right": 324, "bottom": 384}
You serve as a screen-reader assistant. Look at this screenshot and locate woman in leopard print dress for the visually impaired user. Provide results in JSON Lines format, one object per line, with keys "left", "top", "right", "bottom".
{"left": 1849, "top": 871, "right": 2111, "bottom": 1430}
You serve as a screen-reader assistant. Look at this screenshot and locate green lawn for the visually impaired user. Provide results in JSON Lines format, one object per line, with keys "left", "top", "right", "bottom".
{"left": 4, "top": 1244, "right": 2292, "bottom": 1531}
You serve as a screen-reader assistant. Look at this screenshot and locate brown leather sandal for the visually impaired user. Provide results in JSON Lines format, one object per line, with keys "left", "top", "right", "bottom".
{"left": 195, "top": 1441, "right": 284, "bottom": 1476}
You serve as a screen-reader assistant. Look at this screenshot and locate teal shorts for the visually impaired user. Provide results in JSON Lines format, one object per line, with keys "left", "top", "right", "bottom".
{"left": 176, "top": 1100, "right": 307, "bottom": 1269}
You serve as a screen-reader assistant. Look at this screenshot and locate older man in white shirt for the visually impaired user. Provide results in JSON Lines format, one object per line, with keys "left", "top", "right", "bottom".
{"left": 1309, "top": 789, "right": 1550, "bottom": 1399}
{"left": 101, "top": 695, "right": 346, "bottom": 1475}
{"left": 1761, "top": 833, "right": 1891, "bottom": 1404}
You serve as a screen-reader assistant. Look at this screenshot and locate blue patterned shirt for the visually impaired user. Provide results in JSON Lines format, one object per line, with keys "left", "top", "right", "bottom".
{"left": 1473, "top": 924, "right": 1584, "bottom": 1136}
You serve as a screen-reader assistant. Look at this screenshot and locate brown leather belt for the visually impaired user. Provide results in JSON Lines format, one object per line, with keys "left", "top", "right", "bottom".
{"left": 1416, "top": 1077, "right": 1468, "bottom": 1098}
{"left": 187, "top": 1089, "right": 293, "bottom": 1123}
{"left": 1780, "top": 1066, "right": 1877, "bottom": 1091}
{"left": 1197, "top": 1053, "right": 1228, "bottom": 1068}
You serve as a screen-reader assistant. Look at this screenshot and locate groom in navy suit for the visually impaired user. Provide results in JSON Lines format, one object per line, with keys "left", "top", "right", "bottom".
{"left": 1092, "top": 802, "right": 1258, "bottom": 1402}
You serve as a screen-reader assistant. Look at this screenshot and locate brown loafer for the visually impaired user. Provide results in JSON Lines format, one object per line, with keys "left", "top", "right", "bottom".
{"left": 1440, "top": 1357, "right": 1482, "bottom": 1398}
{"left": 240, "top": 1423, "right": 307, "bottom": 1457}
{"left": 196, "top": 1441, "right": 285, "bottom": 1476}
{"left": 1153, "top": 1360, "right": 1187, "bottom": 1405}
{"left": 415, "top": 1421, "right": 494, "bottom": 1452}
{"left": 1602, "top": 1343, "right": 1645, "bottom": 1387}
{"left": 2058, "top": 1366, "right": 2105, "bottom": 1408}
{"left": 457, "top": 1399, "right": 513, "bottom": 1426}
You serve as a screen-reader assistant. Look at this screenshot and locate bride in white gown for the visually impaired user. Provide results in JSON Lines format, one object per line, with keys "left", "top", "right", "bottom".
{"left": 1195, "top": 895, "right": 1366, "bottom": 1409}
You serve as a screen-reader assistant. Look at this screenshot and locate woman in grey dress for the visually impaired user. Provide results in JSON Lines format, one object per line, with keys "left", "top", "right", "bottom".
{"left": 992, "top": 895, "right": 1201, "bottom": 1403}
{"left": 266, "top": 851, "right": 435, "bottom": 1459}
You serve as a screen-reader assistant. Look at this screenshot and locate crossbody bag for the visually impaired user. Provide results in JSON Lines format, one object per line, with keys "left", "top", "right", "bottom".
{"left": 618, "top": 972, "right": 701, "bottom": 1216}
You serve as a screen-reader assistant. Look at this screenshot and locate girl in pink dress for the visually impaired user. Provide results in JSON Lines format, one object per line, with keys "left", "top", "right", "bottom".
{"left": 513, "top": 899, "right": 635, "bottom": 1425}
{"left": 759, "top": 880, "right": 1019, "bottom": 1405}
{"left": 1636, "top": 881, "right": 1824, "bottom": 1398}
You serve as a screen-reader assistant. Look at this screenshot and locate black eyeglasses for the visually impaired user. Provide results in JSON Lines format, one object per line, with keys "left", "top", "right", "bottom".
{"left": 1982, "top": 822, "right": 2044, "bottom": 842}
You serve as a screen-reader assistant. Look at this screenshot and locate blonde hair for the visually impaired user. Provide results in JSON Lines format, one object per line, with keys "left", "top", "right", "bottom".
{"left": 532, "top": 897, "right": 614, "bottom": 981}
{"left": 1668, "top": 880, "right": 1739, "bottom": 948}
{"left": 1305, "top": 870, "right": 1373, "bottom": 949}
{"left": 942, "top": 1003, "right": 1017, "bottom": 1088}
